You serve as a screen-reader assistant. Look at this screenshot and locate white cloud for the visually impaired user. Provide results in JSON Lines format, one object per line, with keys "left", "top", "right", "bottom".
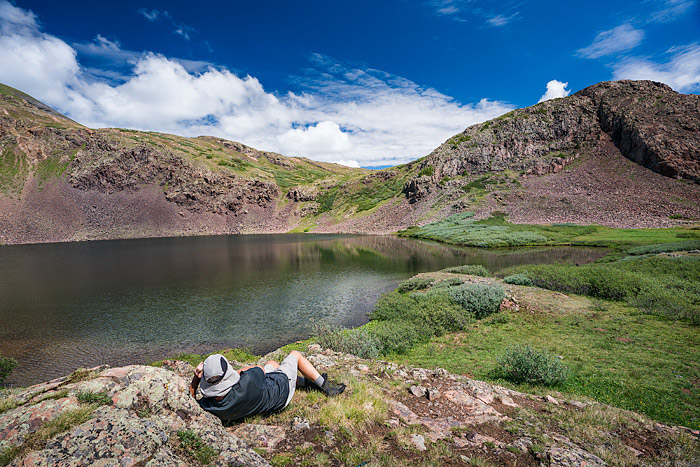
{"left": 0, "top": 1, "right": 514, "bottom": 167}
{"left": 486, "top": 12, "right": 519, "bottom": 27}
{"left": 278, "top": 121, "right": 352, "bottom": 158}
{"left": 577, "top": 24, "right": 645, "bottom": 59}
{"left": 138, "top": 8, "right": 160, "bottom": 21}
{"left": 486, "top": 15, "right": 509, "bottom": 26}
{"left": 613, "top": 43, "right": 700, "bottom": 92}
{"left": 0, "top": 1, "right": 81, "bottom": 106}
{"left": 335, "top": 160, "right": 361, "bottom": 168}
{"left": 538, "top": 80, "right": 570, "bottom": 103}
{"left": 648, "top": 0, "right": 695, "bottom": 23}
{"left": 427, "top": 0, "right": 520, "bottom": 26}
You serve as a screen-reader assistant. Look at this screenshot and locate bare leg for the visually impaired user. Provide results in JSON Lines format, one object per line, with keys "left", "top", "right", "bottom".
{"left": 289, "top": 350, "right": 320, "bottom": 381}
{"left": 265, "top": 360, "right": 280, "bottom": 371}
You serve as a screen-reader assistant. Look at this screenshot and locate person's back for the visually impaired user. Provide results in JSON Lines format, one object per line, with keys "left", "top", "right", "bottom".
{"left": 197, "top": 366, "right": 288, "bottom": 422}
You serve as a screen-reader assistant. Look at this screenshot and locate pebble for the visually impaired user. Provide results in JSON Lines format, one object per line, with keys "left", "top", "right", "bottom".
{"left": 292, "top": 417, "right": 310, "bottom": 431}
{"left": 427, "top": 387, "right": 440, "bottom": 401}
{"left": 545, "top": 395, "right": 559, "bottom": 405}
{"left": 410, "top": 433, "right": 427, "bottom": 451}
{"left": 410, "top": 385, "right": 427, "bottom": 398}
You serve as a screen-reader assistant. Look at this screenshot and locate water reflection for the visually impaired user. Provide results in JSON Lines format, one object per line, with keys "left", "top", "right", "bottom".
{"left": 0, "top": 234, "right": 606, "bottom": 385}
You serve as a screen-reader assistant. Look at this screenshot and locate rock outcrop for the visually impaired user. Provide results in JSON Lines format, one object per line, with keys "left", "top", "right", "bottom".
{"left": 0, "top": 365, "right": 268, "bottom": 466}
{"left": 2, "top": 346, "right": 698, "bottom": 466}
{"left": 402, "top": 80, "right": 699, "bottom": 193}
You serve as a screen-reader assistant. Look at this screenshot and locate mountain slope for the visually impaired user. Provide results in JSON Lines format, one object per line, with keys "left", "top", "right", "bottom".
{"left": 0, "top": 80, "right": 699, "bottom": 244}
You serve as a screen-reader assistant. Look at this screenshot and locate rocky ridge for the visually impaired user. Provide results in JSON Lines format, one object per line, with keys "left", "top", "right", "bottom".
{"left": 1, "top": 80, "right": 700, "bottom": 244}
{"left": 1, "top": 345, "right": 698, "bottom": 466}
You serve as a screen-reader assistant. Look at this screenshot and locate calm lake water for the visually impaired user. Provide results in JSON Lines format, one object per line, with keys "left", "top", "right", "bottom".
{"left": 0, "top": 234, "right": 606, "bottom": 385}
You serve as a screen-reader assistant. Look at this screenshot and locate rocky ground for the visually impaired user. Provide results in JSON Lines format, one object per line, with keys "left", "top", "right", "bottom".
{"left": 1, "top": 346, "right": 698, "bottom": 466}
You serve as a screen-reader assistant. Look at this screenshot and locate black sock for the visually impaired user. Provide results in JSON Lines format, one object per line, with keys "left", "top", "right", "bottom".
{"left": 296, "top": 376, "right": 308, "bottom": 388}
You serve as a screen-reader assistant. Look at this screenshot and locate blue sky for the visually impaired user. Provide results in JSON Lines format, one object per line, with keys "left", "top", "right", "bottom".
{"left": 0, "top": 0, "right": 698, "bottom": 167}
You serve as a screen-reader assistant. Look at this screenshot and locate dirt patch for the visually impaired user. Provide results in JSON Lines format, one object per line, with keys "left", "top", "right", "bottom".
{"left": 614, "top": 337, "right": 634, "bottom": 343}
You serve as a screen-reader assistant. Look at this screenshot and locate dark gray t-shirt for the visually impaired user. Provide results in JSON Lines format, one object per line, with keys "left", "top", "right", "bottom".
{"left": 197, "top": 367, "right": 289, "bottom": 422}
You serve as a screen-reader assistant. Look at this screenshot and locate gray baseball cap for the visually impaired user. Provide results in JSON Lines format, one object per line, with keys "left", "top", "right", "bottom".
{"left": 199, "top": 354, "right": 240, "bottom": 397}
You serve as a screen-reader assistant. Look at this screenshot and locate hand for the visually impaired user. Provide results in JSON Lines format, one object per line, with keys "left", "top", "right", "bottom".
{"left": 194, "top": 362, "right": 203, "bottom": 379}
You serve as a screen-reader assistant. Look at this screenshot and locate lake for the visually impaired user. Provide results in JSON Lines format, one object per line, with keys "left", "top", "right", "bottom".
{"left": 0, "top": 234, "right": 607, "bottom": 385}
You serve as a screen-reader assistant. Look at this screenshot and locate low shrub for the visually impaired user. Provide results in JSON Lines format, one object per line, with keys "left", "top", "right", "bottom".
{"left": 0, "top": 354, "right": 17, "bottom": 385}
{"left": 431, "top": 277, "right": 464, "bottom": 289}
{"left": 627, "top": 240, "right": 700, "bottom": 256}
{"left": 496, "top": 344, "right": 569, "bottom": 386}
{"left": 368, "top": 320, "right": 434, "bottom": 354}
{"left": 441, "top": 264, "right": 492, "bottom": 277}
{"left": 314, "top": 324, "right": 381, "bottom": 359}
{"left": 371, "top": 292, "right": 473, "bottom": 334}
{"left": 521, "top": 258, "right": 700, "bottom": 324}
{"left": 397, "top": 276, "right": 433, "bottom": 293}
{"left": 448, "top": 284, "right": 505, "bottom": 318}
{"left": 627, "top": 285, "right": 700, "bottom": 325}
{"left": 525, "top": 264, "right": 644, "bottom": 301}
{"left": 502, "top": 273, "right": 533, "bottom": 286}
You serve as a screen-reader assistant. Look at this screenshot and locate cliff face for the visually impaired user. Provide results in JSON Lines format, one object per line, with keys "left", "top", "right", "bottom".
{"left": 410, "top": 80, "right": 699, "bottom": 182}
{"left": 1, "top": 80, "right": 699, "bottom": 245}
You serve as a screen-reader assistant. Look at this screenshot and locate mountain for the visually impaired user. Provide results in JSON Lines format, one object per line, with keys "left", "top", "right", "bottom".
{"left": 0, "top": 80, "right": 699, "bottom": 244}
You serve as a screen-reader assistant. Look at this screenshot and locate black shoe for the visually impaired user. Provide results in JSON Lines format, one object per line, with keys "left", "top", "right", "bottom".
{"left": 320, "top": 378, "right": 346, "bottom": 397}
{"left": 309, "top": 373, "right": 328, "bottom": 392}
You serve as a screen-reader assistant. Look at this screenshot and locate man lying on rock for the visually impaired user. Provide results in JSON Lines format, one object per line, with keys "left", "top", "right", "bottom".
{"left": 189, "top": 350, "right": 346, "bottom": 422}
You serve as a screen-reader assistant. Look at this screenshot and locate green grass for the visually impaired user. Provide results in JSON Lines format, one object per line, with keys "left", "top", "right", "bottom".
{"left": 75, "top": 390, "right": 112, "bottom": 405}
{"left": 35, "top": 155, "right": 69, "bottom": 186}
{"left": 399, "top": 212, "right": 700, "bottom": 249}
{"left": 0, "top": 146, "right": 28, "bottom": 196}
{"left": 390, "top": 291, "right": 700, "bottom": 429}
{"left": 176, "top": 430, "right": 218, "bottom": 465}
{"left": 341, "top": 173, "right": 406, "bottom": 213}
{"left": 417, "top": 165, "right": 434, "bottom": 177}
{"left": 500, "top": 256, "right": 700, "bottom": 324}
{"left": 448, "top": 133, "right": 472, "bottom": 149}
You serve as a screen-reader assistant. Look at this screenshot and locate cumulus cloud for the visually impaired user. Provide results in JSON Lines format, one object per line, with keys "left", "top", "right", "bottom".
{"left": 277, "top": 121, "right": 352, "bottom": 158}
{"left": 538, "top": 80, "right": 570, "bottom": 103}
{"left": 577, "top": 24, "right": 645, "bottom": 59}
{"left": 613, "top": 43, "right": 700, "bottom": 92}
{"left": 0, "top": 1, "right": 514, "bottom": 167}
{"left": 0, "top": 1, "right": 81, "bottom": 106}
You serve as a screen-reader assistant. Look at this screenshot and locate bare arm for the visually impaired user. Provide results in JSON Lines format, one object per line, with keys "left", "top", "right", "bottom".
{"left": 189, "top": 362, "right": 203, "bottom": 398}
